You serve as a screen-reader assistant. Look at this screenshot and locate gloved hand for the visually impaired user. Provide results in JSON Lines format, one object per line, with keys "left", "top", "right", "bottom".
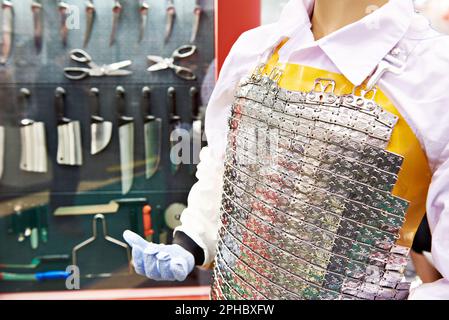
{"left": 123, "top": 230, "right": 195, "bottom": 281}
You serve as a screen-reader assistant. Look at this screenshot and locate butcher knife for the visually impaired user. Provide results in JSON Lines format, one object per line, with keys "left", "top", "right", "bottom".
{"left": 19, "top": 88, "right": 48, "bottom": 173}
{"left": 190, "top": 86, "right": 202, "bottom": 175}
{"left": 142, "top": 87, "right": 162, "bottom": 179}
{"left": 117, "top": 86, "right": 134, "bottom": 195}
{"left": 90, "top": 88, "right": 112, "bottom": 155}
{"left": 55, "top": 87, "right": 83, "bottom": 166}
{"left": 168, "top": 87, "right": 181, "bottom": 175}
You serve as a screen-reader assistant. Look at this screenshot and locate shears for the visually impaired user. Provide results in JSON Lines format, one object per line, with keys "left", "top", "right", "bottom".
{"left": 64, "top": 49, "right": 132, "bottom": 80}
{"left": 147, "top": 45, "right": 197, "bottom": 81}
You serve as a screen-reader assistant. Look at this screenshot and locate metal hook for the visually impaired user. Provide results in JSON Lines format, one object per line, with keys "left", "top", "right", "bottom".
{"left": 72, "top": 214, "right": 132, "bottom": 274}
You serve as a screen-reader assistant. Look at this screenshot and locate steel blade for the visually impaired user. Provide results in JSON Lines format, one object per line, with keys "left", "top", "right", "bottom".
{"left": 57, "top": 124, "right": 70, "bottom": 165}
{"left": 31, "top": 1, "right": 43, "bottom": 53}
{"left": 72, "top": 121, "right": 83, "bottom": 166}
{"left": 144, "top": 119, "right": 162, "bottom": 179}
{"left": 110, "top": 1, "right": 122, "bottom": 46}
{"left": 0, "top": 126, "right": 4, "bottom": 179}
{"left": 0, "top": 1, "right": 14, "bottom": 65}
{"left": 190, "top": 3, "right": 202, "bottom": 43}
{"left": 91, "top": 121, "right": 112, "bottom": 155}
{"left": 33, "top": 121, "right": 47, "bottom": 172}
{"left": 164, "top": 0, "right": 175, "bottom": 43}
{"left": 119, "top": 123, "right": 134, "bottom": 195}
{"left": 58, "top": 1, "right": 69, "bottom": 47}
{"left": 57, "top": 122, "right": 82, "bottom": 166}
{"left": 20, "top": 123, "right": 35, "bottom": 172}
{"left": 139, "top": 2, "right": 149, "bottom": 43}
{"left": 83, "top": 0, "right": 95, "bottom": 48}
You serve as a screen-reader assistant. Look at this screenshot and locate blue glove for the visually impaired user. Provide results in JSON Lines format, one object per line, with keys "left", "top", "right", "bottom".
{"left": 123, "top": 230, "right": 195, "bottom": 281}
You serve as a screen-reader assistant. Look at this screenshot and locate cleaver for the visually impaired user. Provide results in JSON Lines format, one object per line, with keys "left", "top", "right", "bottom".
{"left": 90, "top": 88, "right": 112, "bottom": 155}
{"left": 142, "top": 87, "right": 162, "bottom": 179}
{"left": 55, "top": 87, "right": 83, "bottom": 166}
{"left": 117, "top": 86, "right": 134, "bottom": 195}
{"left": 19, "top": 88, "right": 48, "bottom": 173}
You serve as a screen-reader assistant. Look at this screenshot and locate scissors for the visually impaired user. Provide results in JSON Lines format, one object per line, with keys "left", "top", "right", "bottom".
{"left": 64, "top": 49, "right": 133, "bottom": 80}
{"left": 147, "top": 45, "right": 197, "bottom": 81}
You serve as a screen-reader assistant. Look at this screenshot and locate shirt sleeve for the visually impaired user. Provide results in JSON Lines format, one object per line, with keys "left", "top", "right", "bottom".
{"left": 409, "top": 142, "right": 449, "bottom": 299}
{"left": 173, "top": 36, "right": 249, "bottom": 266}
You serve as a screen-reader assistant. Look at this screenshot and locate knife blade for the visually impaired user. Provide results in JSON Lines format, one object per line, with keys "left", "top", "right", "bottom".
{"left": 19, "top": 88, "right": 48, "bottom": 173}
{"left": 110, "top": 0, "right": 122, "bottom": 47}
{"left": 164, "top": 0, "right": 175, "bottom": 43}
{"left": 0, "top": 0, "right": 13, "bottom": 65}
{"left": 117, "top": 86, "right": 134, "bottom": 195}
{"left": 31, "top": 1, "right": 43, "bottom": 53}
{"left": 90, "top": 88, "right": 112, "bottom": 155}
{"left": 0, "top": 125, "right": 4, "bottom": 180}
{"left": 142, "top": 87, "right": 162, "bottom": 179}
{"left": 139, "top": 1, "right": 149, "bottom": 43}
{"left": 58, "top": 1, "right": 69, "bottom": 47}
{"left": 190, "top": 87, "right": 202, "bottom": 175}
{"left": 83, "top": 0, "right": 95, "bottom": 48}
{"left": 55, "top": 87, "right": 82, "bottom": 166}
{"left": 190, "top": 0, "right": 202, "bottom": 43}
{"left": 168, "top": 87, "right": 181, "bottom": 175}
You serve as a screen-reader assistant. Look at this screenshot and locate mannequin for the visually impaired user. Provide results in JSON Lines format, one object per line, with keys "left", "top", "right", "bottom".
{"left": 311, "top": 0, "right": 389, "bottom": 40}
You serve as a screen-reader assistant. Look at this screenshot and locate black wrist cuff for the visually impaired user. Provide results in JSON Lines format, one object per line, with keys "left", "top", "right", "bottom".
{"left": 173, "top": 231, "right": 205, "bottom": 266}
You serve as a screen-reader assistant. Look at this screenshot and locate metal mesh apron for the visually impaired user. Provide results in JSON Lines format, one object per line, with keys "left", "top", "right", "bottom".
{"left": 210, "top": 65, "right": 413, "bottom": 300}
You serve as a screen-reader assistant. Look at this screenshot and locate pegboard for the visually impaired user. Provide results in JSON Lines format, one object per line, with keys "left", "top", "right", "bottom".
{"left": 0, "top": 0, "right": 214, "bottom": 293}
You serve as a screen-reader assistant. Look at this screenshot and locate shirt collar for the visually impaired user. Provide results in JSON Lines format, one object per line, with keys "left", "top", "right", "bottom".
{"left": 269, "top": 0, "right": 415, "bottom": 86}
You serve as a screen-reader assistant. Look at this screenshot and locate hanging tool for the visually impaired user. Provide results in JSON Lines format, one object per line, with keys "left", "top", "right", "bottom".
{"left": 31, "top": 0, "right": 43, "bottom": 53}
{"left": 0, "top": 271, "right": 69, "bottom": 281}
{"left": 110, "top": 0, "right": 122, "bottom": 46}
{"left": 164, "top": 203, "right": 185, "bottom": 230}
{"left": 83, "top": 0, "right": 95, "bottom": 48}
{"left": 168, "top": 87, "right": 182, "bottom": 175}
{"left": 19, "top": 88, "right": 48, "bottom": 173}
{"left": 139, "top": 1, "right": 149, "bottom": 43}
{"left": 64, "top": 49, "right": 132, "bottom": 80}
{"left": 190, "top": 0, "right": 202, "bottom": 43}
{"left": 164, "top": 0, "right": 176, "bottom": 43}
{"left": 54, "top": 200, "right": 119, "bottom": 216}
{"left": 55, "top": 87, "right": 83, "bottom": 166}
{"left": 142, "top": 87, "right": 162, "bottom": 179}
{"left": 0, "top": 0, "right": 14, "bottom": 65}
{"left": 147, "top": 45, "right": 197, "bottom": 81}
{"left": 72, "top": 214, "right": 131, "bottom": 273}
{"left": 90, "top": 88, "right": 112, "bottom": 155}
{"left": 190, "top": 86, "right": 202, "bottom": 175}
{"left": 142, "top": 205, "right": 154, "bottom": 242}
{"left": 58, "top": 1, "right": 69, "bottom": 47}
{"left": 0, "top": 254, "right": 70, "bottom": 269}
{"left": 117, "top": 86, "right": 134, "bottom": 195}
{"left": 0, "top": 125, "right": 4, "bottom": 179}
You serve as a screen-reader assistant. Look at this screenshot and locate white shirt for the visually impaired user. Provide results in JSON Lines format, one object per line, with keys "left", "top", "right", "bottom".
{"left": 174, "top": 0, "right": 449, "bottom": 299}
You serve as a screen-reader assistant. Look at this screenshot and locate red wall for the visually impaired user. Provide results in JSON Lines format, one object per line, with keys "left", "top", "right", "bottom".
{"left": 214, "top": 0, "right": 261, "bottom": 79}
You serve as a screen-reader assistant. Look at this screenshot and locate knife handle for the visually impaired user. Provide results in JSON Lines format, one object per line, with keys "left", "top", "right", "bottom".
{"left": 89, "top": 87, "right": 102, "bottom": 121}
{"left": 168, "top": 87, "right": 180, "bottom": 123}
{"left": 116, "top": 86, "right": 132, "bottom": 126}
{"left": 55, "top": 87, "right": 67, "bottom": 123}
{"left": 142, "top": 86, "right": 155, "bottom": 121}
{"left": 190, "top": 86, "right": 200, "bottom": 120}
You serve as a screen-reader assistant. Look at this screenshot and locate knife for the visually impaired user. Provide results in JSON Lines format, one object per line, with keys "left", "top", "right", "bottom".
{"left": 190, "top": 0, "right": 202, "bottom": 43}
{"left": 0, "top": 125, "right": 4, "bottom": 180}
{"left": 110, "top": 0, "right": 122, "bottom": 47}
{"left": 139, "top": 1, "right": 149, "bottom": 43}
{"left": 0, "top": 0, "right": 13, "bottom": 65}
{"left": 142, "top": 87, "right": 162, "bottom": 179}
{"left": 55, "top": 87, "right": 83, "bottom": 166}
{"left": 19, "top": 88, "right": 48, "bottom": 173}
{"left": 83, "top": 0, "right": 95, "bottom": 48}
{"left": 117, "top": 86, "right": 134, "bottom": 195}
{"left": 168, "top": 87, "right": 181, "bottom": 175}
{"left": 164, "top": 0, "right": 175, "bottom": 43}
{"left": 31, "top": 1, "right": 43, "bottom": 53}
{"left": 90, "top": 88, "right": 112, "bottom": 155}
{"left": 190, "top": 87, "right": 202, "bottom": 175}
{"left": 58, "top": 1, "right": 69, "bottom": 47}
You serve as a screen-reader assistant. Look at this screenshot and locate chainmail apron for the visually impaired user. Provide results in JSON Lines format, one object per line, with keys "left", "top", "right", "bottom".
{"left": 210, "top": 61, "right": 415, "bottom": 300}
